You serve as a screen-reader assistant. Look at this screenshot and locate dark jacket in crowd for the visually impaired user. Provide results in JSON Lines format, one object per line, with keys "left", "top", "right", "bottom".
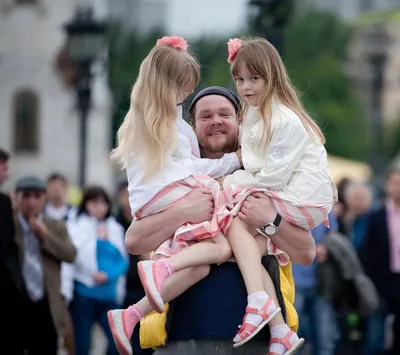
{"left": 317, "top": 231, "right": 378, "bottom": 317}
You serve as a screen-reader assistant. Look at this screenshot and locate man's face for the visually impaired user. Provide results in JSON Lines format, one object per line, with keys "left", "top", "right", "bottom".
{"left": 0, "top": 160, "right": 9, "bottom": 184}
{"left": 193, "top": 95, "right": 238, "bottom": 155}
{"left": 46, "top": 178, "right": 67, "bottom": 206}
{"left": 16, "top": 190, "right": 46, "bottom": 217}
{"left": 346, "top": 185, "right": 372, "bottom": 217}
{"left": 234, "top": 64, "right": 266, "bottom": 107}
{"left": 386, "top": 171, "right": 400, "bottom": 202}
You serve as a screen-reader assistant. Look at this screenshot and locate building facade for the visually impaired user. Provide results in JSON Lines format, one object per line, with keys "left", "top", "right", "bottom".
{"left": 0, "top": 0, "right": 114, "bottom": 191}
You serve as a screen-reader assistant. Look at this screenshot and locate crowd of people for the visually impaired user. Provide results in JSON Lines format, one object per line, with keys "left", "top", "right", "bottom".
{"left": 0, "top": 35, "right": 399, "bottom": 355}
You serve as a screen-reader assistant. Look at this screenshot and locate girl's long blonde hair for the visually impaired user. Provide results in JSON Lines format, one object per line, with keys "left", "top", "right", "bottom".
{"left": 110, "top": 43, "right": 200, "bottom": 181}
{"left": 231, "top": 37, "right": 325, "bottom": 150}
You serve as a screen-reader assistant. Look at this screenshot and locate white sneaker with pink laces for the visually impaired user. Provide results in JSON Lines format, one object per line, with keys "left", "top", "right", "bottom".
{"left": 107, "top": 307, "right": 140, "bottom": 355}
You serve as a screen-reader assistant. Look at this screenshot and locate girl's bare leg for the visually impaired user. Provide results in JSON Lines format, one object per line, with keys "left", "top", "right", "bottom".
{"left": 255, "top": 235, "right": 286, "bottom": 327}
{"left": 226, "top": 217, "right": 265, "bottom": 294}
{"left": 255, "top": 233, "right": 303, "bottom": 355}
{"left": 135, "top": 265, "right": 211, "bottom": 315}
{"left": 136, "top": 232, "right": 231, "bottom": 314}
{"left": 167, "top": 233, "right": 231, "bottom": 271}
{"left": 108, "top": 265, "right": 212, "bottom": 353}
{"left": 226, "top": 217, "right": 281, "bottom": 347}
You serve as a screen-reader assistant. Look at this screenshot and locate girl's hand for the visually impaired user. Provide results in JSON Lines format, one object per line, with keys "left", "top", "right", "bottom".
{"left": 94, "top": 271, "right": 108, "bottom": 284}
{"left": 97, "top": 224, "right": 108, "bottom": 240}
{"left": 316, "top": 243, "right": 329, "bottom": 263}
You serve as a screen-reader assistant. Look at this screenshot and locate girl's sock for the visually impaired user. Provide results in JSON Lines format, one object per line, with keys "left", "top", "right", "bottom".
{"left": 159, "top": 259, "right": 174, "bottom": 276}
{"left": 269, "top": 323, "right": 297, "bottom": 355}
{"left": 125, "top": 304, "right": 144, "bottom": 338}
{"left": 246, "top": 291, "right": 276, "bottom": 327}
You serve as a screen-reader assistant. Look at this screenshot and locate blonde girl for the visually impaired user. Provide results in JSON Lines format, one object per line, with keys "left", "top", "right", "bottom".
{"left": 219, "top": 37, "right": 338, "bottom": 355}
{"left": 107, "top": 36, "right": 242, "bottom": 355}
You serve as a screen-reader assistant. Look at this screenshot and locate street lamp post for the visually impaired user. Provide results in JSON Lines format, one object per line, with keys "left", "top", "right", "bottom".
{"left": 63, "top": 6, "right": 106, "bottom": 187}
{"left": 364, "top": 25, "right": 389, "bottom": 185}
{"left": 369, "top": 52, "right": 386, "bottom": 175}
{"left": 248, "top": 0, "right": 293, "bottom": 54}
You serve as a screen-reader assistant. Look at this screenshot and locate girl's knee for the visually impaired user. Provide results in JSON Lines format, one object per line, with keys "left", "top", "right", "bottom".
{"left": 218, "top": 238, "right": 232, "bottom": 262}
{"left": 192, "top": 265, "right": 211, "bottom": 281}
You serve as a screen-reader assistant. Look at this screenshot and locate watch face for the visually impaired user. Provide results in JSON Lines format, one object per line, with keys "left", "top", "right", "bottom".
{"left": 264, "top": 225, "right": 277, "bottom": 236}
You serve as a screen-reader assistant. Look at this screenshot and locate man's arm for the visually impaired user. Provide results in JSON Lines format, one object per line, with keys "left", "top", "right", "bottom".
{"left": 41, "top": 221, "right": 77, "bottom": 263}
{"left": 238, "top": 192, "right": 315, "bottom": 265}
{"left": 358, "top": 212, "right": 377, "bottom": 276}
{"left": 125, "top": 190, "right": 214, "bottom": 255}
{"left": 0, "top": 193, "right": 24, "bottom": 285}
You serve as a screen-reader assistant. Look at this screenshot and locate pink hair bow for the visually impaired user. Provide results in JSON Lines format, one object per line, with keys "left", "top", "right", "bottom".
{"left": 227, "top": 38, "right": 242, "bottom": 63}
{"left": 156, "top": 36, "right": 188, "bottom": 52}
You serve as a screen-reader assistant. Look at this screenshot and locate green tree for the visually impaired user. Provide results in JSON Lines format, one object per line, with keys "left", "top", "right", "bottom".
{"left": 108, "top": 25, "right": 164, "bottom": 146}
{"left": 282, "top": 9, "right": 369, "bottom": 161}
{"left": 383, "top": 120, "right": 400, "bottom": 159}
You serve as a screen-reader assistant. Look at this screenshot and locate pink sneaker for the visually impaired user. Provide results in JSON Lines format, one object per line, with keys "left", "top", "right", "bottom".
{"left": 268, "top": 330, "right": 305, "bottom": 355}
{"left": 107, "top": 309, "right": 134, "bottom": 355}
{"left": 137, "top": 260, "right": 170, "bottom": 313}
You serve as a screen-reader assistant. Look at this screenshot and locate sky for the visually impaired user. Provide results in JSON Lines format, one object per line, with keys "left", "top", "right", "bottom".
{"left": 167, "top": 0, "right": 248, "bottom": 38}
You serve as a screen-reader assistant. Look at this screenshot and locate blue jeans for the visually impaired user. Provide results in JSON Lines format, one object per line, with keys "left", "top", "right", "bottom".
{"left": 295, "top": 286, "right": 338, "bottom": 355}
{"left": 70, "top": 291, "right": 120, "bottom": 355}
{"left": 363, "top": 304, "right": 387, "bottom": 355}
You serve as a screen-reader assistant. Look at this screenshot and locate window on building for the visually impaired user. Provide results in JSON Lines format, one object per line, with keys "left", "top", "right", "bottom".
{"left": 13, "top": 89, "right": 39, "bottom": 153}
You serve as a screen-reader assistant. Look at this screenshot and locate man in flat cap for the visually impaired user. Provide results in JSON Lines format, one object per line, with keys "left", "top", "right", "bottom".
{"left": 13, "top": 176, "right": 77, "bottom": 354}
{"left": 0, "top": 149, "right": 27, "bottom": 354}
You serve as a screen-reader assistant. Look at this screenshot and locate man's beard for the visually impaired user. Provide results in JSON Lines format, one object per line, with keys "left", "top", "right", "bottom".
{"left": 201, "top": 138, "right": 238, "bottom": 155}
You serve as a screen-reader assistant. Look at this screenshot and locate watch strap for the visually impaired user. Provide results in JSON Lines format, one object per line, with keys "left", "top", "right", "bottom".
{"left": 273, "top": 214, "right": 282, "bottom": 227}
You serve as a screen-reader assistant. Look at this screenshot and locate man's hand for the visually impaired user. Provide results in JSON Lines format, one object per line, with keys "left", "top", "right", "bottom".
{"left": 93, "top": 271, "right": 108, "bottom": 285}
{"left": 29, "top": 217, "right": 49, "bottom": 241}
{"left": 316, "top": 243, "right": 329, "bottom": 263}
{"left": 238, "top": 192, "right": 276, "bottom": 229}
{"left": 177, "top": 190, "right": 214, "bottom": 224}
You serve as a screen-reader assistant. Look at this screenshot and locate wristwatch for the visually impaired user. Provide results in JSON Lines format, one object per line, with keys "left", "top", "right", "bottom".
{"left": 260, "top": 214, "right": 282, "bottom": 237}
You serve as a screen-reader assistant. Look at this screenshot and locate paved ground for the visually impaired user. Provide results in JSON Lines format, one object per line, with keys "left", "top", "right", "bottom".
{"left": 58, "top": 325, "right": 107, "bottom": 355}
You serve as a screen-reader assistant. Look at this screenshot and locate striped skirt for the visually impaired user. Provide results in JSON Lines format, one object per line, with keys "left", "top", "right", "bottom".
{"left": 134, "top": 174, "right": 233, "bottom": 260}
{"left": 134, "top": 175, "right": 330, "bottom": 265}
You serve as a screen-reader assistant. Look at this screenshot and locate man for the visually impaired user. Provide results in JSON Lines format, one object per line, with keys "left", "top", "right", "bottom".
{"left": 43, "top": 173, "right": 76, "bottom": 355}
{"left": 343, "top": 181, "right": 374, "bottom": 249}
{"left": 293, "top": 211, "right": 339, "bottom": 355}
{"left": 0, "top": 148, "right": 10, "bottom": 185}
{"left": 126, "top": 87, "right": 315, "bottom": 354}
{"left": 14, "top": 176, "right": 77, "bottom": 354}
{"left": 44, "top": 173, "right": 75, "bottom": 221}
{"left": 361, "top": 162, "right": 400, "bottom": 355}
{"left": 0, "top": 149, "right": 27, "bottom": 354}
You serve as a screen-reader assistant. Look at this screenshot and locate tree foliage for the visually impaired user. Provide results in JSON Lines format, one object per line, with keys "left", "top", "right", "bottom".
{"left": 108, "top": 9, "right": 371, "bottom": 161}
{"left": 282, "top": 9, "right": 368, "bottom": 161}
